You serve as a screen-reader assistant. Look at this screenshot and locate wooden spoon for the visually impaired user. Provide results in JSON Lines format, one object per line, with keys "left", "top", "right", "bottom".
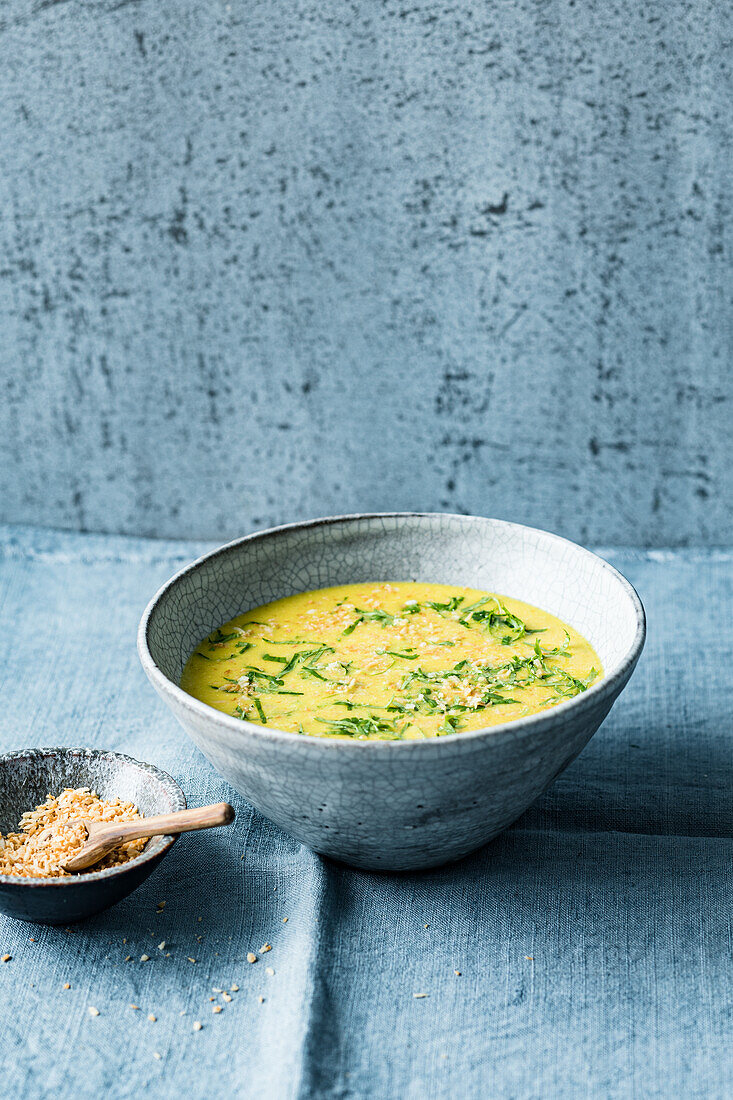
{"left": 63, "top": 802, "right": 235, "bottom": 873}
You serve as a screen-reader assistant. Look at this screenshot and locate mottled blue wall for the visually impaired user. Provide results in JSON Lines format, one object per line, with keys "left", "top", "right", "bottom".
{"left": 0, "top": 1, "right": 730, "bottom": 544}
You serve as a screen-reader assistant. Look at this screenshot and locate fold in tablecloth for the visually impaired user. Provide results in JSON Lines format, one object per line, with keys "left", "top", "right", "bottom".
{"left": 0, "top": 527, "right": 730, "bottom": 1099}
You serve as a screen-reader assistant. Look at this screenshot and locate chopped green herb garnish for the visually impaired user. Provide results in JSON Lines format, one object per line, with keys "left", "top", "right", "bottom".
{"left": 275, "top": 651, "right": 309, "bottom": 676}
{"left": 459, "top": 596, "right": 492, "bottom": 615}
{"left": 243, "top": 667, "right": 284, "bottom": 684}
{"left": 342, "top": 608, "right": 395, "bottom": 634}
{"left": 438, "top": 714, "right": 461, "bottom": 735}
{"left": 299, "top": 666, "right": 329, "bottom": 682}
{"left": 532, "top": 633, "right": 571, "bottom": 658}
{"left": 544, "top": 666, "right": 598, "bottom": 699}
{"left": 301, "top": 645, "right": 335, "bottom": 664}
{"left": 426, "top": 596, "right": 464, "bottom": 614}
{"left": 463, "top": 598, "right": 527, "bottom": 643}
{"left": 207, "top": 629, "right": 240, "bottom": 645}
{"left": 316, "top": 714, "right": 404, "bottom": 739}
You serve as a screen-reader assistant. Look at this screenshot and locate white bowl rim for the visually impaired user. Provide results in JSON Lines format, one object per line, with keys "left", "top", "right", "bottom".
{"left": 138, "top": 512, "right": 646, "bottom": 753}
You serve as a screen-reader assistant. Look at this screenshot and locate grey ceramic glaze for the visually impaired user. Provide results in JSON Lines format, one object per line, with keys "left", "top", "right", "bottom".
{"left": 138, "top": 514, "right": 646, "bottom": 871}
{"left": 0, "top": 748, "right": 186, "bottom": 923}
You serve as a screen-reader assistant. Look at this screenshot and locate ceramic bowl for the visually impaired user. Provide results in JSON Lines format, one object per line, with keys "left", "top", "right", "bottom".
{"left": 138, "top": 513, "right": 645, "bottom": 871}
{"left": 0, "top": 748, "right": 186, "bottom": 923}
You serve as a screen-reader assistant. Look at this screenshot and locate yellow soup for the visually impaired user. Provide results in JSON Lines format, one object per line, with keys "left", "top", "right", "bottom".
{"left": 181, "top": 583, "right": 602, "bottom": 740}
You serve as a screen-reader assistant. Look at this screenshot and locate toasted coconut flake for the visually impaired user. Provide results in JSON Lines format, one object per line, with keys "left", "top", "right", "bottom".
{"left": 0, "top": 789, "right": 146, "bottom": 878}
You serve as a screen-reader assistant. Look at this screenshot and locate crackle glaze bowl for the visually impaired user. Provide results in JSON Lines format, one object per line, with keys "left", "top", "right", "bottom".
{"left": 138, "top": 514, "right": 645, "bottom": 871}
{"left": 0, "top": 748, "right": 186, "bottom": 923}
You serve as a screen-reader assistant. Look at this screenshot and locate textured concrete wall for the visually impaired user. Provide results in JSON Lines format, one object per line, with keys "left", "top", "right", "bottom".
{"left": 0, "top": 1, "right": 730, "bottom": 545}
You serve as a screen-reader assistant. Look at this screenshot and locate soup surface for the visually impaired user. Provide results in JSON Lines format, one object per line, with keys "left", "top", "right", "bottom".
{"left": 181, "top": 583, "right": 601, "bottom": 740}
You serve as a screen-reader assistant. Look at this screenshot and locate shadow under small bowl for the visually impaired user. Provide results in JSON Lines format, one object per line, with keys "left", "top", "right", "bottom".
{"left": 0, "top": 748, "right": 186, "bottom": 924}
{"left": 139, "top": 513, "right": 646, "bottom": 871}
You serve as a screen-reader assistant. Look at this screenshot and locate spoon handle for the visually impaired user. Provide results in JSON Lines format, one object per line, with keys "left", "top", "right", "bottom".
{"left": 100, "top": 802, "right": 235, "bottom": 844}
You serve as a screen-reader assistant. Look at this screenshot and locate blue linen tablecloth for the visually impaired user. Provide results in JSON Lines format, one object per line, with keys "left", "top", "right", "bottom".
{"left": 0, "top": 525, "right": 730, "bottom": 1099}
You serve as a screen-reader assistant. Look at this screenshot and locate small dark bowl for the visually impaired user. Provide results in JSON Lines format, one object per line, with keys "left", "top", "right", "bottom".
{"left": 0, "top": 748, "right": 186, "bottom": 924}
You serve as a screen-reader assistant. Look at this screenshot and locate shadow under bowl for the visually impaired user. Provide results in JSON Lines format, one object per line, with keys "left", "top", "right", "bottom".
{"left": 0, "top": 748, "right": 186, "bottom": 924}
{"left": 139, "top": 513, "right": 645, "bottom": 871}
